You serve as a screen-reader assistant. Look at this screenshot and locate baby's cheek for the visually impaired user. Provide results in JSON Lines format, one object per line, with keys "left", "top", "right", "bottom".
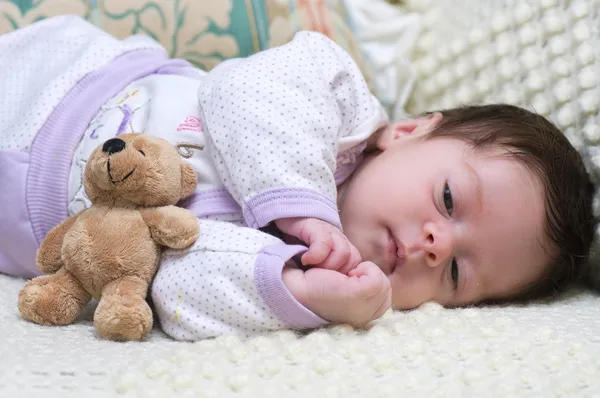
{"left": 389, "top": 274, "right": 435, "bottom": 310}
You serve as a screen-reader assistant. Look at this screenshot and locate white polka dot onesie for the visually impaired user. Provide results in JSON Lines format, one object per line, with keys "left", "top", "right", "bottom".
{"left": 0, "top": 17, "right": 389, "bottom": 340}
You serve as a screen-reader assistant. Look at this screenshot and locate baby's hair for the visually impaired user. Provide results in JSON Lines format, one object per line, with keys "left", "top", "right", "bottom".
{"left": 424, "top": 104, "right": 596, "bottom": 301}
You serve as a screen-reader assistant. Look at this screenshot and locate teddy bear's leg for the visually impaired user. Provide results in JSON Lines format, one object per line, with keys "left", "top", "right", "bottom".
{"left": 94, "top": 276, "right": 153, "bottom": 341}
{"left": 18, "top": 269, "right": 91, "bottom": 326}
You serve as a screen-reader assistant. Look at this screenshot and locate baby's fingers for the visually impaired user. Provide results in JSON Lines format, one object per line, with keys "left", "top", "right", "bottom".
{"left": 302, "top": 232, "right": 351, "bottom": 271}
{"left": 347, "top": 261, "right": 378, "bottom": 278}
{"left": 346, "top": 262, "right": 389, "bottom": 299}
{"left": 301, "top": 232, "right": 334, "bottom": 266}
{"left": 371, "top": 283, "right": 392, "bottom": 319}
{"left": 316, "top": 233, "right": 352, "bottom": 271}
{"left": 337, "top": 243, "right": 362, "bottom": 275}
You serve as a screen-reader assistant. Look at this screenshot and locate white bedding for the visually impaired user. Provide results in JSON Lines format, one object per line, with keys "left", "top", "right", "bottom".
{"left": 2, "top": 273, "right": 599, "bottom": 397}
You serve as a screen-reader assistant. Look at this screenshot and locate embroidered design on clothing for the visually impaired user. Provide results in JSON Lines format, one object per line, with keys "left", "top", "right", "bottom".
{"left": 118, "top": 89, "right": 140, "bottom": 104}
{"left": 71, "top": 159, "right": 92, "bottom": 211}
{"left": 177, "top": 116, "right": 203, "bottom": 132}
{"left": 88, "top": 89, "right": 150, "bottom": 137}
{"left": 116, "top": 104, "right": 133, "bottom": 135}
{"left": 90, "top": 124, "right": 104, "bottom": 139}
{"left": 116, "top": 99, "right": 150, "bottom": 135}
{"left": 176, "top": 142, "right": 205, "bottom": 158}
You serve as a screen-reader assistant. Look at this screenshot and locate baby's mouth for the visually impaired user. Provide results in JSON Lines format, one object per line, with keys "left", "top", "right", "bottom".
{"left": 386, "top": 228, "right": 406, "bottom": 274}
{"left": 107, "top": 157, "right": 136, "bottom": 184}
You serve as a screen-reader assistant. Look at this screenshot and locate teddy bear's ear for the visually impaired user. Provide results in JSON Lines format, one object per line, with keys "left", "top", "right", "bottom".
{"left": 180, "top": 162, "right": 197, "bottom": 199}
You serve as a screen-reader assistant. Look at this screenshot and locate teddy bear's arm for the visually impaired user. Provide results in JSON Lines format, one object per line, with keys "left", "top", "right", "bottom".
{"left": 36, "top": 213, "right": 80, "bottom": 274}
{"left": 140, "top": 206, "right": 199, "bottom": 249}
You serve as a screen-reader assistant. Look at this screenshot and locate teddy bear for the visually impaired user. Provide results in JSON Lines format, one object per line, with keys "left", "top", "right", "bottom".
{"left": 18, "top": 133, "right": 199, "bottom": 341}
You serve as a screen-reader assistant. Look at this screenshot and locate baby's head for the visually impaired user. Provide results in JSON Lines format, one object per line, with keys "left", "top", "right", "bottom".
{"left": 338, "top": 104, "right": 596, "bottom": 309}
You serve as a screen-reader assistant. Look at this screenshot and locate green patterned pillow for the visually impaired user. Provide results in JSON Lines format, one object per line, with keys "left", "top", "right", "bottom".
{"left": 0, "top": 0, "right": 371, "bottom": 83}
{"left": 0, "top": 0, "right": 90, "bottom": 30}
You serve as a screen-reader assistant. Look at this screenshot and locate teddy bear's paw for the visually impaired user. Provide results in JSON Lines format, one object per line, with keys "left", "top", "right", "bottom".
{"left": 152, "top": 220, "right": 198, "bottom": 249}
{"left": 94, "top": 294, "right": 153, "bottom": 341}
{"left": 166, "top": 227, "right": 200, "bottom": 250}
{"left": 144, "top": 206, "right": 200, "bottom": 249}
{"left": 18, "top": 275, "right": 89, "bottom": 326}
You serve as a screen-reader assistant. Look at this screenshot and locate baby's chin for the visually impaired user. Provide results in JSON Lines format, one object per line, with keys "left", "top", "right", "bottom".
{"left": 355, "top": 246, "right": 388, "bottom": 274}
{"left": 356, "top": 236, "right": 388, "bottom": 266}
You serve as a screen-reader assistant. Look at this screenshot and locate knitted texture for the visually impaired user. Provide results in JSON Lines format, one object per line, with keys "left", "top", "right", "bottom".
{"left": 401, "top": 0, "right": 600, "bottom": 287}
{"left": 2, "top": 272, "right": 600, "bottom": 397}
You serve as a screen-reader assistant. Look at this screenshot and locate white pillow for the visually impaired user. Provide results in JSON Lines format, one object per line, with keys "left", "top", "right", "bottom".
{"left": 400, "top": 0, "right": 600, "bottom": 286}
{"left": 342, "top": 0, "right": 422, "bottom": 120}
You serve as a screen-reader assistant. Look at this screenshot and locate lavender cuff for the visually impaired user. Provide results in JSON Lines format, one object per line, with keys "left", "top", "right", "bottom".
{"left": 242, "top": 188, "right": 342, "bottom": 230}
{"left": 254, "top": 243, "right": 328, "bottom": 330}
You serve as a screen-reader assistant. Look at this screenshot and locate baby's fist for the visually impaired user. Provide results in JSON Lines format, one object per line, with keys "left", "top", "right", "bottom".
{"left": 275, "top": 217, "right": 361, "bottom": 274}
{"left": 286, "top": 261, "right": 392, "bottom": 327}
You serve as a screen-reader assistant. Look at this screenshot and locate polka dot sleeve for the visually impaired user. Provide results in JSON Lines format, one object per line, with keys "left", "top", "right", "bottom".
{"left": 151, "top": 219, "right": 327, "bottom": 340}
{"left": 197, "top": 31, "right": 388, "bottom": 230}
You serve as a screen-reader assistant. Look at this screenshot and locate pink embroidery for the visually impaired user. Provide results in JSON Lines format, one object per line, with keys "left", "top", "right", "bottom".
{"left": 177, "top": 116, "right": 203, "bottom": 132}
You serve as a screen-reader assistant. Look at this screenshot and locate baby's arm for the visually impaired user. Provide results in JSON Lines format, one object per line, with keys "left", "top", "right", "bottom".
{"left": 282, "top": 262, "right": 391, "bottom": 327}
{"left": 151, "top": 219, "right": 329, "bottom": 341}
{"left": 198, "top": 31, "right": 388, "bottom": 231}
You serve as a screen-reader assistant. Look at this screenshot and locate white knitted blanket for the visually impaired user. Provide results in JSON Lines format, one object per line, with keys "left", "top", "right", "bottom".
{"left": 2, "top": 273, "right": 600, "bottom": 397}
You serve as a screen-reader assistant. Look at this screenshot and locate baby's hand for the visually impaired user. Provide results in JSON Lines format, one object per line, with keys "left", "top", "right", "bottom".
{"left": 283, "top": 261, "right": 391, "bottom": 327}
{"left": 275, "top": 217, "right": 361, "bottom": 274}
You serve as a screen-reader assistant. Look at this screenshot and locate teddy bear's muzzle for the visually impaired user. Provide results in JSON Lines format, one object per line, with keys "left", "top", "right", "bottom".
{"left": 107, "top": 158, "right": 136, "bottom": 184}
{"left": 99, "top": 138, "right": 137, "bottom": 184}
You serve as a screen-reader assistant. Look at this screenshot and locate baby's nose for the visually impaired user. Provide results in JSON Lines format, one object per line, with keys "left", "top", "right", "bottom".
{"left": 422, "top": 223, "right": 453, "bottom": 268}
{"left": 102, "top": 138, "right": 126, "bottom": 154}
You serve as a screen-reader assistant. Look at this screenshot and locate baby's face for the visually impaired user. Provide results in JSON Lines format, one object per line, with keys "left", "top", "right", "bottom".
{"left": 338, "top": 117, "right": 551, "bottom": 309}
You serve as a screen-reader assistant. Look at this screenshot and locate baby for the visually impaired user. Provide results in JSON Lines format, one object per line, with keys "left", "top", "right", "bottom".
{"left": 0, "top": 16, "right": 595, "bottom": 340}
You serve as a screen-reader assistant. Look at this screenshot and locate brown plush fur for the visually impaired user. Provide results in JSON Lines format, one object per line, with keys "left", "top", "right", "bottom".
{"left": 18, "top": 133, "right": 199, "bottom": 341}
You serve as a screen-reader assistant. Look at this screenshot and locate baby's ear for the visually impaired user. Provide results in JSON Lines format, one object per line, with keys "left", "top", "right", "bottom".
{"left": 376, "top": 112, "right": 443, "bottom": 151}
{"left": 179, "top": 162, "right": 197, "bottom": 199}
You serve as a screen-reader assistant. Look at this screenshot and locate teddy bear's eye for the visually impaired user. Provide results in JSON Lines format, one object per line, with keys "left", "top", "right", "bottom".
{"left": 138, "top": 149, "right": 145, "bottom": 156}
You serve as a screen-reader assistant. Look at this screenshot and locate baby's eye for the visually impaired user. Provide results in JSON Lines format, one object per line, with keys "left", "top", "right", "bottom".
{"left": 451, "top": 258, "right": 459, "bottom": 289}
{"left": 443, "top": 183, "right": 453, "bottom": 216}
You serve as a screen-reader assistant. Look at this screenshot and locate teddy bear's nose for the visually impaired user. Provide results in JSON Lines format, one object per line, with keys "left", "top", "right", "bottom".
{"left": 102, "top": 138, "right": 126, "bottom": 154}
